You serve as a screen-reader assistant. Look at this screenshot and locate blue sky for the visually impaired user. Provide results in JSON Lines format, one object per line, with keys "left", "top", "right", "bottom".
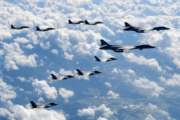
{"left": 0, "top": 0, "right": 180, "bottom": 120}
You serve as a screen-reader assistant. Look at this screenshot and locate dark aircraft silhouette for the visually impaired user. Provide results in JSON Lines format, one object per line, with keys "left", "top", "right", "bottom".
{"left": 94, "top": 56, "right": 117, "bottom": 62}
{"left": 68, "top": 19, "right": 84, "bottom": 24}
{"left": 50, "top": 73, "right": 74, "bottom": 81}
{"left": 84, "top": 20, "right": 103, "bottom": 25}
{"left": 36, "top": 26, "right": 55, "bottom": 31}
{"left": 76, "top": 69, "right": 84, "bottom": 76}
{"left": 130, "top": 44, "right": 156, "bottom": 50}
{"left": 151, "top": 26, "right": 170, "bottom": 31}
{"left": 30, "top": 101, "right": 58, "bottom": 109}
{"left": 62, "top": 75, "right": 74, "bottom": 80}
{"left": 76, "top": 69, "right": 101, "bottom": 76}
{"left": 30, "top": 101, "right": 38, "bottom": 108}
{"left": 44, "top": 103, "right": 58, "bottom": 108}
{"left": 11, "top": 24, "right": 29, "bottom": 30}
{"left": 123, "top": 22, "right": 145, "bottom": 33}
{"left": 51, "top": 73, "right": 58, "bottom": 80}
{"left": 99, "top": 39, "right": 125, "bottom": 52}
{"left": 88, "top": 70, "right": 101, "bottom": 76}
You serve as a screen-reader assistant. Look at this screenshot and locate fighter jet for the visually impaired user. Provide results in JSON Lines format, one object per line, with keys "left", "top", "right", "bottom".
{"left": 30, "top": 101, "right": 58, "bottom": 109}
{"left": 94, "top": 56, "right": 117, "bottom": 62}
{"left": 76, "top": 69, "right": 101, "bottom": 77}
{"left": 50, "top": 73, "right": 74, "bottom": 81}
{"left": 61, "top": 75, "right": 74, "bottom": 80}
{"left": 36, "top": 26, "right": 55, "bottom": 31}
{"left": 88, "top": 70, "right": 102, "bottom": 76}
{"left": 11, "top": 24, "right": 29, "bottom": 30}
{"left": 68, "top": 19, "right": 84, "bottom": 24}
{"left": 123, "top": 22, "right": 145, "bottom": 33}
{"left": 130, "top": 44, "right": 156, "bottom": 50}
{"left": 44, "top": 102, "right": 58, "bottom": 108}
{"left": 150, "top": 26, "right": 170, "bottom": 31}
{"left": 99, "top": 39, "right": 125, "bottom": 52}
{"left": 84, "top": 20, "right": 103, "bottom": 25}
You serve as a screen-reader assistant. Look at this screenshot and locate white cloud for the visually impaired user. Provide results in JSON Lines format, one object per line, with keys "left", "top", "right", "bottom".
{"left": 0, "top": 105, "right": 66, "bottom": 120}
{"left": 78, "top": 104, "right": 114, "bottom": 119}
{"left": 0, "top": 78, "right": 16, "bottom": 101}
{"left": 124, "top": 53, "right": 162, "bottom": 71}
{"left": 32, "top": 79, "right": 58, "bottom": 99}
{"left": 144, "top": 103, "right": 174, "bottom": 120}
{"left": 133, "top": 78, "right": 164, "bottom": 97}
{"left": 59, "top": 88, "right": 74, "bottom": 102}
{"left": 57, "top": 28, "right": 101, "bottom": 57}
{"left": 0, "top": 29, "right": 12, "bottom": 41}
{"left": 78, "top": 107, "right": 96, "bottom": 118}
{"left": 96, "top": 104, "right": 113, "bottom": 118}
{"left": 165, "top": 74, "right": 180, "bottom": 86}
{"left": 66, "top": 0, "right": 92, "bottom": 6}
{"left": 107, "top": 90, "right": 119, "bottom": 99}
{"left": 97, "top": 117, "right": 108, "bottom": 120}
{"left": 145, "top": 114, "right": 156, "bottom": 120}
{"left": 3, "top": 43, "right": 37, "bottom": 70}
{"left": 104, "top": 82, "right": 112, "bottom": 88}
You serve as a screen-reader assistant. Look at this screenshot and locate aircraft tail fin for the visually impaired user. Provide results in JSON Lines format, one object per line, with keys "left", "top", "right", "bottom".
{"left": 100, "top": 39, "right": 110, "bottom": 47}
{"left": 84, "top": 20, "right": 89, "bottom": 24}
{"left": 68, "top": 19, "right": 72, "bottom": 24}
{"left": 94, "top": 56, "right": 101, "bottom": 62}
{"left": 50, "top": 74, "right": 58, "bottom": 80}
{"left": 76, "top": 69, "right": 84, "bottom": 75}
{"left": 124, "top": 22, "right": 131, "bottom": 27}
{"left": 30, "top": 101, "right": 37, "bottom": 108}
{"left": 36, "top": 26, "right": 41, "bottom": 31}
{"left": 11, "top": 25, "right": 15, "bottom": 29}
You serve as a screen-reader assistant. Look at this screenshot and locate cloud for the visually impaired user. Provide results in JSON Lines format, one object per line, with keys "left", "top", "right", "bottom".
{"left": 56, "top": 29, "right": 102, "bottom": 57}
{"left": 107, "top": 90, "right": 119, "bottom": 99}
{"left": 59, "top": 88, "right": 74, "bottom": 102}
{"left": 124, "top": 53, "right": 162, "bottom": 71}
{"left": 32, "top": 79, "right": 58, "bottom": 99}
{"left": 144, "top": 103, "right": 174, "bottom": 120}
{"left": 77, "top": 107, "right": 95, "bottom": 118}
{"left": 97, "top": 117, "right": 108, "bottom": 120}
{"left": 3, "top": 42, "right": 37, "bottom": 70}
{"left": 0, "top": 105, "right": 66, "bottom": 120}
{"left": 145, "top": 114, "right": 156, "bottom": 120}
{"left": 165, "top": 74, "right": 180, "bottom": 86}
{"left": 65, "top": 0, "right": 92, "bottom": 6}
{"left": 104, "top": 82, "right": 112, "bottom": 88}
{"left": 78, "top": 104, "right": 114, "bottom": 119}
{"left": 0, "top": 78, "right": 16, "bottom": 101}
{"left": 133, "top": 78, "right": 164, "bottom": 97}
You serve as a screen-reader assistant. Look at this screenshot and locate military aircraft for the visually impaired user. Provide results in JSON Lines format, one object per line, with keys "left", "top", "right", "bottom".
{"left": 94, "top": 56, "right": 117, "bottom": 62}
{"left": 76, "top": 69, "right": 101, "bottom": 76}
{"left": 123, "top": 22, "right": 145, "bottom": 33}
{"left": 68, "top": 19, "right": 84, "bottom": 24}
{"left": 36, "top": 26, "right": 55, "bottom": 31}
{"left": 99, "top": 39, "right": 126, "bottom": 52}
{"left": 99, "top": 39, "right": 155, "bottom": 52}
{"left": 11, "top": 24, "right": 29, "bottom": 30}
{"left": 84, "top": 20, "right": 103, "bottom": 25}
{"left": 30, "top": 101, "right": 58, "bottom": 109}
{"left": 130, "top": 44, "right": 156, "bottom": 50}
{"left": 50, "top": 73, "right": 74, "bottom": 81}
{"left": 150, "top": 26, "right": 170, "bottom": 31}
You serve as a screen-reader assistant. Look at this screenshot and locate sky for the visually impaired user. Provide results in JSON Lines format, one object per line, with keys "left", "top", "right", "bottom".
{"left": 0, "top": 0, "right": 180, "bottom": 120}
